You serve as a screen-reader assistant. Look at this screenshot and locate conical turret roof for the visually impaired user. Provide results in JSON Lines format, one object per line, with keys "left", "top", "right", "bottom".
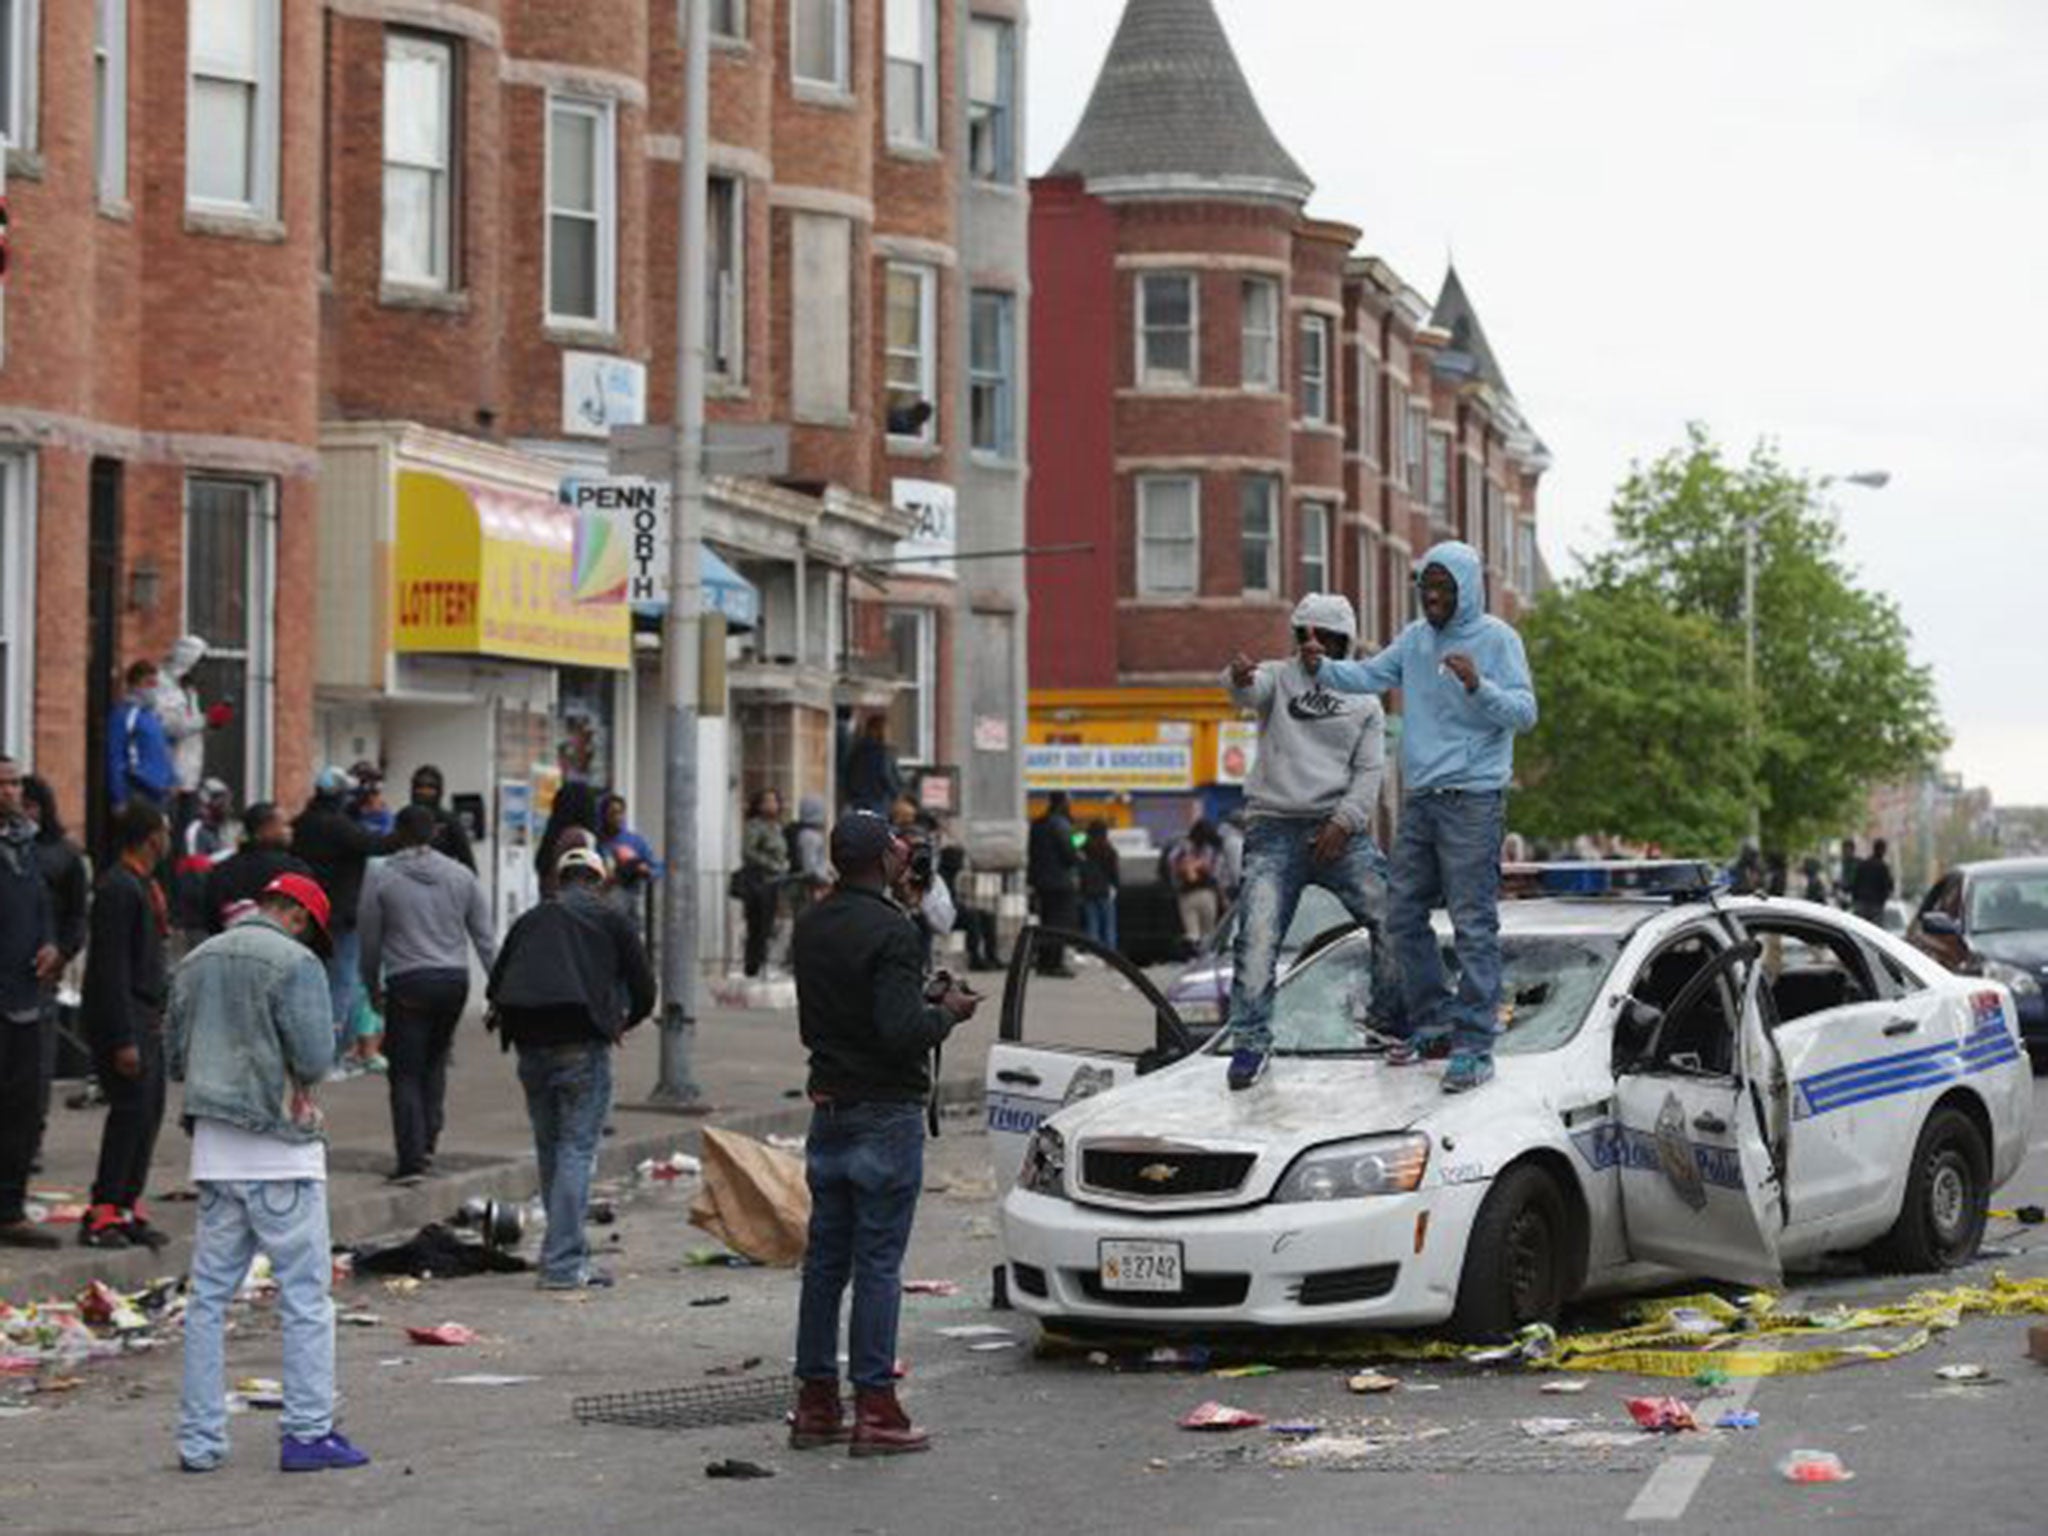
{"left": 1051, "top": 0, "right": 1313, "bottom": 205}
{"left": 1430, "top": 264, "right": 1514, "bottom": 398}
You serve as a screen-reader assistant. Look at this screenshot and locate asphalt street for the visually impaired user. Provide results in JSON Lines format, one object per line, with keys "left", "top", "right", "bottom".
{"left": 4, "top": 971, "right": 2046, "bottom": 1536}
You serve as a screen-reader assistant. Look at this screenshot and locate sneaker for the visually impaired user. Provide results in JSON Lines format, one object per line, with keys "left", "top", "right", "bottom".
{"left": 1385, "top": 1032, "right": 1451, "bottom": 1067}
{"left": 1225, "top": 1047, "right": 1269, "bottom": 1092}
{"left": 80, "top": 1205, "right": 131, "bottom": 1249}
{"left": 179, "top": 1456, "right": 223, "bottom": 1474}
{"left": 0, "top": 1220, "right": 62, "bottom": 1250}
{"left": 280, "top": 1431, "right": 371, "bottom": 1473}
{"left": 1441, "top": 1052, "right": 1495, "bottom": 1094}
{"left": 360, "top": 1054, "right": 389, "bottom": 1075}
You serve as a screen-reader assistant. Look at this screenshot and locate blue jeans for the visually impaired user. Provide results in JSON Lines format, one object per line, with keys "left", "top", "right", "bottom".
{"left": 326, "top": 929, "right": 362, "bottom": 1037}
{"left": 516, "top": 1042, "right": 614, "bottom": 1285}
{"left": 179, "top": 1179, "right": 335, "bottom": 1465}
{"left": 1226, "top": 817, "right": 1400, "bottom": 1054}
{"left": 794, "top": 1101, "right": 925, "bottom": 1390}
{"left": 1388, "top": 789, "right": 1507, "bottom": 1055}
{"left": 1081, "top": 894, "right": 1119, "bottom": 953}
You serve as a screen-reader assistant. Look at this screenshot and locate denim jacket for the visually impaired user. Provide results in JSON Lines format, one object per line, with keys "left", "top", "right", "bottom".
{"left": 168, "top": 915, "right": 334, "bottom": 1143}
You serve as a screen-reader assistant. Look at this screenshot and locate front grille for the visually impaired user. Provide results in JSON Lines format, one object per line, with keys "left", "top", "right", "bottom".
{"left": 1294, "top": 1263, "right": 1400, "bottom": 1308}
{"left": 1011, "top": 1263, "right": 1048, "bottom": 1299}
{"left": 1079, "top": 1146, "right": 1255, "bottom": 1199}
{"left": 1075, "top": 1270, "right": 1251, "bottom": 1309}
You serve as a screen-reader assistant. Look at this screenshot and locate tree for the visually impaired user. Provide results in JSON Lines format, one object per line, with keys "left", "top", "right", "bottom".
{"left": 1575, "top": 426, "right": 1947, "bottom": 853}
{"left": 1514, "top": 582, "right": 1756, "bottom": 854}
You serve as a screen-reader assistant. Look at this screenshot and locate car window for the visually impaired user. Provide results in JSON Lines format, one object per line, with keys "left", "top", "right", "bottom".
{"left": 1967, "top": 873, "right": 2048, "bottom": 935}
{"left": 1629, "top": 931, "right": 1740, "bottom": 1076}
{"left": 1749, "top": 921, "right": 1875, "bottom": 1023}
{"left": 1930, "top": 876, "right": 1963, "bottom": 920}
{"left": 1872, "top": 943, "right": 1927, "bottom": 996}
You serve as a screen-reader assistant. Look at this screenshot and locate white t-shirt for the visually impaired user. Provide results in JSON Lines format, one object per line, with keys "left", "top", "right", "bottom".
{"left": 190, "top": 1118, "right": 328, "bottom": 1183}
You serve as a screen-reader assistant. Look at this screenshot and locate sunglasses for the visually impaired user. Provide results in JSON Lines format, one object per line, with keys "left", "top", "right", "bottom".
{"left": 1291, "top": 627, "right": 1351, "bottom": 654}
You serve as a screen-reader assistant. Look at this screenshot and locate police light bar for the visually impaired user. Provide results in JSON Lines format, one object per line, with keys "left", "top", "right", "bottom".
{"left": 1501, "top": 861, "right": 1725, "bottom": 900}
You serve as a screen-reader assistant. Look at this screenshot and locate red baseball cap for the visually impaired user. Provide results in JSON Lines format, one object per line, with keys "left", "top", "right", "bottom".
{"left": 262, "top": 873, "right": 333, "bottom": 954}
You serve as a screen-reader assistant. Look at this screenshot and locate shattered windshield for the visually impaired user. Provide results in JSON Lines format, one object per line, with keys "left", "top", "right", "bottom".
{"left": 1229, "top": 930, "right": 1622, "bottom": 1056}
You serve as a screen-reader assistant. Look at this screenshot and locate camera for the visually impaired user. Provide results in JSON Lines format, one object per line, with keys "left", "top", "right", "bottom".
{"left": 907, "top": 840, "right": 935, "bottom": 886}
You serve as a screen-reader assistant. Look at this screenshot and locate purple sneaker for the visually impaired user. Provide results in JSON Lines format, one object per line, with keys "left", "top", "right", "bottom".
{"left": 280, "top": 1431, "right": 371, "bottom": 1473}
{"left": 1226, "top": 1047, "right": 1269, "bottom": 1091}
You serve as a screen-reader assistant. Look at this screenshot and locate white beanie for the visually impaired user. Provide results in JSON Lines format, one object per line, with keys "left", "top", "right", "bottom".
{"left": 1290, "top": 592, "right": 1358, "bottom": 640}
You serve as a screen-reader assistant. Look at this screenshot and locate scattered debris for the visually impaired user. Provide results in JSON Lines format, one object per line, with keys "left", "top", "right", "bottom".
{"left": 1519, "top": 1417, "right": 1583, "bottom": 1439}
{"left": 936, "top": 1325, "right": 1017, "bottom": 1341}
{"left": 1935, "top": 1364, "right": 1990, "bottom": 1383}
{"left": 1213, "top": 1364, "right": 1277, "bottom": 1379}
{"left": 1145, "top": 1346, "right": 1211, "bottom": 1370}
{"left": 1179, "top": 1401, "right": 1265, "bottom": 1431}
{"left": 764, "top": 1134, "right": 806, "bottom": 1154}
{"left": 683, "top": 1248, "right": 758, "bottom": 1268}
{"left": 903, "top": 1280, "right": 961, "bottom": 1297}
{"left": 353, "top": 1224, "right": 530, "bottom": 1280}
{"left": 688, "top": 1130, "right": 808, "bottom": 1267}
{"left": 704, "top": 1356, "right": 764, "bottom": 1378}
{"left": 706, "top": 1458, "right": 776, "bottom": 1480}
{"left": 337, "top": 1311, "right": 383, "bottom": 1328}
{"left": 687, "top": 1296, "right": 731, "bottom": 1309}
{"left": 968, "top": 1340, "right": 1020, "bottom": 1353}
{"left": 589, "top": 1201, "right": 617, "bottom": 1226}
{"left": 1714, "top": 1410, "right": 1761, "bottom": 1430}
{"left": 1624, "top": 1397, "right": 1698, "bottom": 1433}
{"left": 406, "top": 1323, "right": 479, "bottom": 1347}
{"left": 639, "top": 1152, "right": 704, "bottom": 1184}
{"left": 1692, "top": 1366, "right": 1730, "bottom": 1389}
{"left": 1347, "top": 1371, "right": 1400, "bottom": 1395}
{"left": 1270, "top": 1421, "right": 1322, "bottom": 1438}
{"left": 233, "top": 1377, "right": 284, "bottom": 1410}
{"left": 1540, "top": 1379, "right": 1591, "bottom": 1395}
{"left": 1779, "top": 1449, "right": 1853, "bottom": 1484}
{"left": 438, "top": 1374, "right": 537, "bottom": 1387}
{"left": 383, "top": 1277, "right": 424, "bottom": 1296}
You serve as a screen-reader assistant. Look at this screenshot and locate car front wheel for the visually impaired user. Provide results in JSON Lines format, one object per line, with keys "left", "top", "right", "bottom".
{"left": 1866, "top": 1107, "right": 1989, "bottom": 1273}
{"left": 1450, "top": 1164, "right": 1572, "bottom": 1341}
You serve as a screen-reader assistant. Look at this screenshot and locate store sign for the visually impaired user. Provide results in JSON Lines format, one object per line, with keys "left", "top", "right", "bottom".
{"left": 1216, "top": 721, "right": 1260, "bottom": 786}
{"left": 890, "top": 478, "right": 957, "bottom": 580}
{"left": 563, "top": 477, "right": 669, "bottom": 607}
{"left": 1025, "top": 744, "right": 1195, "bottom": 793}
{"left": 562, "top": 352, "right": 647, "bottom": 439}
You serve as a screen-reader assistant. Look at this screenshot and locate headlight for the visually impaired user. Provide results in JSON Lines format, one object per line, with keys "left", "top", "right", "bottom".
{"left": 1983, "top": 960, "right": 2041, "bottom": 998}
{"left": 1271, "top": 1134, "right": 1430, "bottom": 1203}
{"left": 1018, "top": 1126, "right": 1067, "bottom": 1197}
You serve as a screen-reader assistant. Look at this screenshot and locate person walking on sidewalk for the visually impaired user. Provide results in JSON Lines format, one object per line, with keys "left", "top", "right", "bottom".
{"left": 1027, "top": 792, "right": 1083, "bottom": 976}
{"left": 1320, "top": 542, "right": 1538, "bottom": 1094}
{"left": 170, "top": 873, "right": 369, "bottom": 1475}
{"left": 739, "top": 788, "right": 790, "bottom": 977}
{"left": 293, "top": 767, "right": 390, "bottom": 1073}
{"left": 406, "top": 765, "right": 475, "bottom": 872}
{"left": 0, "top": 757, "right": 63, "bottom": 1251}
{"left": 358, "top": 805, "right": 496, "bottom": 1185}
{"left": 485, "top": 847, "right": 654, "bottom": 1290}
{"left": 788, "top": 811, "right": 982, "bottom": 1458}
{"left": 1220, "top": 593, "right": 1402, "bottom": 1091}
{"left": 1851, "top": 839, "right": 1896, "bottom": 926}
{"left": 1079, "top": 819, "right": 1122, "bottom": 954}
{"left": 81, "top": 800, "right": 174, "bottom": 1249}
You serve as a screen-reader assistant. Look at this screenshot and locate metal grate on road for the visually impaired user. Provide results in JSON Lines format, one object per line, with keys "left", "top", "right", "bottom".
{"left": 572, "top": 1379, "right": 792, "bottom": 1432}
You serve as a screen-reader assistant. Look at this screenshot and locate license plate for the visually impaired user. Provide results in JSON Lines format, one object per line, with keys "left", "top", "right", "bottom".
{"left": 1099, "top": 1239, "right": 1184, "bottom": 1294}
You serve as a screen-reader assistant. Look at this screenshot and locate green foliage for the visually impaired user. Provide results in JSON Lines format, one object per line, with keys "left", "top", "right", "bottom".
{"left": 1523, "top": 426, "right": 1947, "bottom": 853}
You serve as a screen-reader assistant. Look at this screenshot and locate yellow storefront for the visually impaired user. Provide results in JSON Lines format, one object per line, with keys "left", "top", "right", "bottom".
{"left": 1027, "top": 688, "right": 1261, "bottom": 846}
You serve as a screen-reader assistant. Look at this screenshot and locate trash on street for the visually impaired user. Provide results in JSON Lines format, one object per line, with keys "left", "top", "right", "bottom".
{"left": 1779, "top": 1450, "right": 1854, "bottom": 1483}
{"left": 406, "top": 1323, "right": 479, "bottom": 1347}
{"left": 706, "top": 1459, "right": 776, "bottom": 1480}
{"left": 1714, "top": 1410, "right": 1761, "bottom": 1430}
{"left": 1935, "top": 1364, "right": 1990, "bottom": 1382}
{"left": 1540, "top": 1379, "right": 1591, "bottom": 1395}
{"left": 687, "top": 1129, "right": 809, "bottom": 1267}
{"left": 1624, "top": 1396, "right": 1698, "bottom": 1433}
{"left": 1179, "top": 1401, "right": 1265, "bottom": 1431}
{"left": 1346, "top": 1371, "right": 1400, "bottom": 1394}
{"left": 903, "top": 1279, "right": 961, "bottom": 1297}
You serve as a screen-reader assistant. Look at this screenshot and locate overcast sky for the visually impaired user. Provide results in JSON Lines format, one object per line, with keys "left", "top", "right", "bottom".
{"left": 1027, "top": 0, "right": 2047, "bottom": 806}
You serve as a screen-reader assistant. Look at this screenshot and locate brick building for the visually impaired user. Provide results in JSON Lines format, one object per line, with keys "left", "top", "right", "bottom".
{"left": 0, "top": 1, "right": 1033, "bottom": 941}
{"left": 1025, "top": 0, "right": 1548, "bottom": 843}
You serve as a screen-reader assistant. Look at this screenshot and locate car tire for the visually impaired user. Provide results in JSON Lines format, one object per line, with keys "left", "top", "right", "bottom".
{"left": 1865, "top": 1107, "right": 1989, "bottom": 1274}
{"left": 1450, "top": 1164, "right": 1572, "bottom": 1341}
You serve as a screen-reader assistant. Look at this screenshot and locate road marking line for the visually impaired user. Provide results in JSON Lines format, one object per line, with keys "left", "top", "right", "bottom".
{"left": 1626, "top": 1455, "right": 1714, "bottom": 1522}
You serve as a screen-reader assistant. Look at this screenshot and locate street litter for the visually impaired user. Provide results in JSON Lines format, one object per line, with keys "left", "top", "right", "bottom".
{"left": 437, "top": 1374, "right": 537, "bottom": 1387}
{"left": 337, "top": 1311, "right": 383, "bottom": 1328}
{"left": 688, "top": 1296, "right": 731, "bottom": 1308}
{"left": 706, "top": 1458, "right": 775, "bottom": 1480}
{"left": 406, "top": 1323, "right": 479, "bottom": 1347}
{"left": 1, "top": 1280, "right": 185, "bottom": 1377}
{"left": 1179, "top": 1401, "right": 1265, "bottom": 1431}
{"left": 903, "top": 1280, "right": 961, "bottom": 1297}
{"left": 1714, "top": 1410, "right": 1761, "bottom": 1429}
{"left": 764, "top": 1134, "right": 806, "bottom": 1154}
{"left": 1692, "top": 1366, "right": 1729, "bottom": 1389}
{"left": 1213, "top": 1364, "right": 1278, "bottom": 1379}
{"left": 353, "top": 1223, "right": 530, "bottom": 1280}
{"left": 234, "top": 1376, "right": 284, "bottom": 1409}
{"left": 1624, "top": 1397, "right": 1698, "bottom": 1433}
{"left": 640, "top": 1152, "right": 704, "bottom": 1183}
{"left": 684, "top": 1248, "right": 759, "bottom": 1268}
{"left": 705, "top": 1356, "right": 764, "bottom": 1377}
{"left": 1271, "top": 1421, "right": 1322, "bottom": 1438}
{"left": 936, "top": 1325, "right": 1017, "bottom": 1340}
{"left": 1347, "top": 1371, "right": 1400, "bottom": 1394}
{"left": 1779, "top": 1449, "right": 1854, "bottom": 1483}
{"left": 688, "top": 1129, "right": 809, "bottom": 1267}
{"left": 1145, "top": 1345, "right": 1211, "bottom": 1370}
{"left": 969, "top": 1340, "right": 1020, "bottom": 1353}
{"left": 1540, "top": 1379, "right": 1591, "bottom": 1395}
{"left": 1990, "top": 1206, "right": 2045, "bottom": 1225}
{"left": 1936, "top": 1364, "right": 1990, "bottom": 1382}
{"left": 383, "top": 1277, "right": 423, "bottom": 1295}
{"left": 1518, "top": 1417, "right": 1582, "bottom": 1439}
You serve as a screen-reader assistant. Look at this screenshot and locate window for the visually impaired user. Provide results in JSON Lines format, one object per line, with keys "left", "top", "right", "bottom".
{"left": 967, "top": 18, "right": 1015, "bottom": 183}
{"left": 1427, "top": 432, "right": 1452, "bottom": 525}
{"left": 708, "top": 174, "right": 744, "bottom": 381}
{"left": 0, "top": 0, "right": 36, "bottom": 153}
{"left": 1137, "top": 273, "right": 1196, "bottom": 388}
{"left": 710, "top": 0, "right": 745, "bottom": 40}
{"left": 1239, "top": 475, "right": 1278, "bottom": 595}
{"left": 184, "top": 475, "right": 277, "bottom": 803}
{"left": 1137, "top": 477, "right": 1199, "bottom": 597}
{"left": 1357, "top": 527, "right": 1382, "bottom": 645}
{"left": 1464, "top": 457, "right": 1484, "bottom": 555}
{"left": 1357, "top": 349, "right": 1380, "bottom": 463}
{"left": 1240, "top": 278, "right": 1279, "bottom": 390}
{"left": 382, "top": 32, "right": 456, "bottom": 289}
{"left": 790, "top": 213, "right": 851, "bottom": 418}
{"left": 1297, "top": 315, "right": 1331, "bottom": 423}
{"left": 887, "top": 607, "right": 936, "bottom": 764}
{"left": 94, "top": 1, "right": 126, "bottom": 200}
{"left": 187, "top": 0, "right": 281, "bottom": 215}
{"left": 1405, "top": 402, "right": 1428, "bottom": 494}
{"left": 1518, "top": 517, "right": 1537, "bottom": 595}
{"left": 886, "top": 0, "right": 935, "bottom": 147}
{"left": 970, "top": 289, "right": 1016, "bottom": 458}
{"left": 0, "top": 451, "right": 34, "bottom": 758}
{"left": 792, "top": 0, "right": 848, "bottom": 90}
{"left": 1385, "top": 380, "right": 1410, "bottom": 487}
{"left": 545, "top": 96, "right": 615, "bottom": 327}
{"left": 885, "top": 263, "right": 937, "bottom": 443}
{"left": 1299, "top": 501, "right": 1332, "bottom": 594}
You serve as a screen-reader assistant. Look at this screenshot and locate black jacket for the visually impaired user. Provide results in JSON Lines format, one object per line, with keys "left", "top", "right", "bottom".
{"left": 32, "top": 835, "right": 88, "bottom": 964}
{"left": 0, "top": 822, "right": 52, "bottom": 1019}
{"left": 795, "top": 885, "right": 952, "bottom": 1104}
{"left": 202, "top": 847, "right": 315, "bottom": 936}
{"left": 291, "top": 796, "right": 387, "bottom": 932}
{"left": 1028, "top": 811, "right": 1081, "bottom": 894}
{"left": 81, "top": 865, "right": 167, "bottom": 1052}
{"left": 1851, "top": 856, "right": 1895, "bottom": 909}
{"left": 417, "top": 801, "right": 475, "bottom": 872}
{"left": 487, "top": 888, "right": 655, "bottom": 1045}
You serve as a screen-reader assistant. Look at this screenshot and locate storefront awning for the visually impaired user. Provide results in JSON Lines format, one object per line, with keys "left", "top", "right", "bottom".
{"left": 699, "top": 546, "right": 760, "bottom": 631}
{"left": 394, "top": 470, "right": 631, "bottom": 672}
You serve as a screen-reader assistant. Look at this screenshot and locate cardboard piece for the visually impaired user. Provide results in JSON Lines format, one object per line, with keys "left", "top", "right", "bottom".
{"left": 687, "top": 1127, "right": 812, "bottom": 1268}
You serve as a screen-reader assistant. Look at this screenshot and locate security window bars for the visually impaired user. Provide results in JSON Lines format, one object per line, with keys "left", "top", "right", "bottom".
{"left": 185, "top": 475, "right": 276, "bottom": 803}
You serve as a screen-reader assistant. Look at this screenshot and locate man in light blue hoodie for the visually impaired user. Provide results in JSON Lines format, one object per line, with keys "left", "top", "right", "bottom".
{"left": 1321, "top": 541, "right": 1537, "bottom": 1092}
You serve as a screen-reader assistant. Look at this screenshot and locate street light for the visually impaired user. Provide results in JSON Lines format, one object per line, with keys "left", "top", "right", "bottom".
{"left": 1742, "top": 470, "right": 1892, "bottom": 846}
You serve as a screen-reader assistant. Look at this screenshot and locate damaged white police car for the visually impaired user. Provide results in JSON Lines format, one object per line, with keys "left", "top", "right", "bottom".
{"left": 986, "top": 863, "right": 2032, "bottom": 1337}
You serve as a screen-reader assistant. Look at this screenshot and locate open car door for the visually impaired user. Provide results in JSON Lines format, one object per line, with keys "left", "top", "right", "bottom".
{"left": 1612, "top": 936, "right": 1786, "bottom": 1288}
{"left": 986, "top": 926, "right": 1195, "bottom": 1190}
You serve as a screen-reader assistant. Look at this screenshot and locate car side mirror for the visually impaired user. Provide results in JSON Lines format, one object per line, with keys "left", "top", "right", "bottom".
{"left": 1918, "top": 912, "right": 1962, "bottom": 939}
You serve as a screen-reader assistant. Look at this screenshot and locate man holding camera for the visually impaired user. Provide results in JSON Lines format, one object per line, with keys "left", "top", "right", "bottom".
{"left": 788, "top": 811, "right": 980, "bottom": 1457}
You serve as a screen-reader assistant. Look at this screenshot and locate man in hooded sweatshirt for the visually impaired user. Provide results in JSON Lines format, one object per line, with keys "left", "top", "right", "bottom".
{"left": 1220, "top": 594, "right": 1401, "bottom": 1090}
{"left": 1319, "top": 542, "right": 1538, "bottom": 1093}
{"left": 149, "top": 635, "right": 231, "bottom": 830}
{"left": 358, "top": 805, "right": 496, "bottom": 1183}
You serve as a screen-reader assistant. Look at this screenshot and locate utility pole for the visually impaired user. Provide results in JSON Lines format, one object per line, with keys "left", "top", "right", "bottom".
{"left": 652, "top": 0, "right": 710, "bottom": 1107}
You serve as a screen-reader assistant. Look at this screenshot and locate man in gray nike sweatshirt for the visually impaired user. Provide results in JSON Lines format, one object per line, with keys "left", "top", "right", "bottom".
{"left": 1218, "top": 594, "right": 1401, "bottom": 1091}
{"left": 358, "top": 805, "right": 496, "bottom": 1180}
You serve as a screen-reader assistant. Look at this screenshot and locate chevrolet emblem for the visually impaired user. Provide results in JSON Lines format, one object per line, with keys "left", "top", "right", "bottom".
{"left": 1138, "top": 1163, "right": 1180, "bottom": 1185}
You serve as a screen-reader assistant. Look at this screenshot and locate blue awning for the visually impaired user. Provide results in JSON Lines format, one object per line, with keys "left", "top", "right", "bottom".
{"left": 632, "top": 544, "right": 760, "bottom": 630}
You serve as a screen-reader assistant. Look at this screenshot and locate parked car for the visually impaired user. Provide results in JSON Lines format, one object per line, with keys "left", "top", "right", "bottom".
{"left": 1161, "top": 884, "right": 1354, "bottom": 1031}
{"left": 986, "top": 864, "right": 2031, "bottom": 1337}
{"left": 1908, "top": 858, "right": 2048, "bottom": 1061}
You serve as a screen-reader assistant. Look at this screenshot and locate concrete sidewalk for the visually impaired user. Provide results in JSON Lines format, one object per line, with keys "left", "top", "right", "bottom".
{"left": 2, "top": 994, "right": 1002, "bottom": 1304}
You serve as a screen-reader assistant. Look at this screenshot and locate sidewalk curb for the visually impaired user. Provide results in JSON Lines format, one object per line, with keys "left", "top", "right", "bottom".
{"left": 1, "top": 1075, "right": 986, "bottom": 1304}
